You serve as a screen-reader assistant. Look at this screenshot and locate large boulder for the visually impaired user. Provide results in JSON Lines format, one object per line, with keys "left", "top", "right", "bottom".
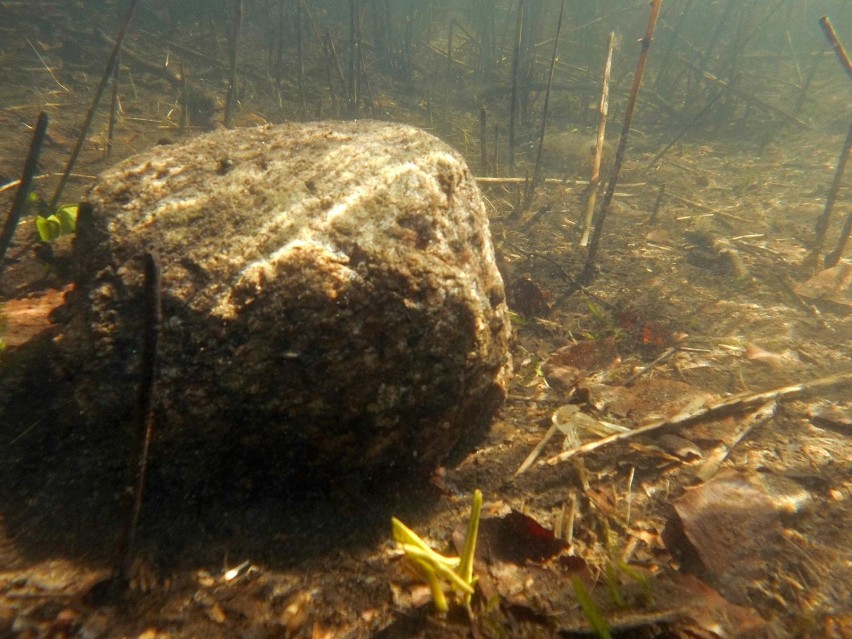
{"left": 60, "top": 121, "right": 511, "bottom": 480}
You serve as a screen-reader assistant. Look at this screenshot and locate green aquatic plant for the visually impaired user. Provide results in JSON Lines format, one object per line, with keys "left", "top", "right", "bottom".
{"left": 571, "top": 575, "right": 612, "bottom": 639}
{"left": 614, "top": 558, "right": 653, "bottom": 605}
{"left": 506, "top": 310, "right": 530, "bottom": 326}
{"left": 604, "top": 561, "right": 625, "bottom": 608}
{"left": 35, "top": 203, "right": 77, "bottom": 242}
{"left": 27, "top": 193, "right": 78, "bottom": 243}
{"left": 587, "top": 300, "right": 608, "bottom": 324}
{"left": 391, "top": 488, "right": 482, "bottom": 612}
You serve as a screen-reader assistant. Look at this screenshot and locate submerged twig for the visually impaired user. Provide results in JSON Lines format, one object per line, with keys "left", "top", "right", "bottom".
{"left": 578, "top": 0, "right": 663, "bottom": 286}
{"left": 655, "top": 0, "right": 694, "bottom": 93}
{"left": 642, "top": 78, "right": 735, "bottom": 174}
{"left": 296, "top": 0, "right": 307, "bottom": 120}
{"left": 514, "top": 420, "right": 559, "bottom": 477}
{"left": 689, "top": 0, "right": 735, "bottom": 108}
{"left": 0, "top": 112, "right": 49, "bottom": 275}
{"left": 507, "top": 0, "right": 524, "bottom": 175}
{"left": 479, "top": 105, "right": 488, "bottom": 173}
{"left": 223, "top": 0, "right": 243, "bottom": 129}
{"left": 325, "top": 26, "right": 346, "bottom": 97}
{"left": 524, "top": 0, "right": 565, "bottom": 212}
{"left": 809, "top": 118, "right": 852, "bottom": 265}
{"left": 622, "top": 346, "right": 676, "bottom": 386}
{"left": 477, "top": 176, "right": 645, "bottom": 188}
{"left": 819, "top": 15, "right": 852, "bottom": 81}
{"left": 793, "top": 47, "right": 822, "bottom": 116}
{"left": 679, "top": 58, "right": 807, "bottom": 129}
{"left": 85, "top": 27, "right": 217, "bottom": 123}
{"left": 648, "top": 183, "right": 666, "bottom": 225}
{"left": 179, "top": 57, "right": 189, "bottom": 132}
{"left": 347, "top": 0, "right": 361, "bottom": 118}
{"left": 50, "top": 0, "right": 141, "bottom": 210}
{"left": 444, "top": 19, "right": 454, "bottom": 121}
{"left": 544, "top": 370, "right": 852, "bottom": 467}
{"left": 112, "top": 251, "right": 162, "bottom": 588}
{"left": 825, "top": 212, "right": 852, "bottom": 269}
{"left": 694, "top": 401, "right": 777, "bottom": 483}
{"left": 25, "top": 36, "right": 69, "bottom": 92}
{"left": 106, "top": 53, "right": 121, "bottom": 158}
{"left": 580, "top": 31, "right": 615, "bottom": 247}
{"left": 666, "top": 189, "right": 750, "bottom": 224}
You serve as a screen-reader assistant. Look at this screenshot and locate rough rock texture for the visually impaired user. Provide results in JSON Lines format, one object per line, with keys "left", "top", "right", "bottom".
{"left": 62, "top": 121, "right": 511, "bottom": 478}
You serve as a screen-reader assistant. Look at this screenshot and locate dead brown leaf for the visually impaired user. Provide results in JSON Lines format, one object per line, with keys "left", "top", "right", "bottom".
{"left": 585, "top": 378, "right": 714, "bottom": 424}
{"left": 541, "top": 336, "right": 620, "bottom": 392}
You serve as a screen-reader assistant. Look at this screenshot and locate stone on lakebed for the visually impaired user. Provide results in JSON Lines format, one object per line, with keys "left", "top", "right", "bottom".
{"left": 60, "top": 121, "right": 512, "bottom": 479}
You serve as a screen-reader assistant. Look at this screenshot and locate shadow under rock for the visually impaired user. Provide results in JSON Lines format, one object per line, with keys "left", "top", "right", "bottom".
{"left": 0, "top": 338, "right": 440, "bottom": 573}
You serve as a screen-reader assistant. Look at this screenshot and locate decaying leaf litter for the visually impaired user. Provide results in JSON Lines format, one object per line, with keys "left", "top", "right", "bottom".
{"left": 0, "top": 1, "right": 851, "bottom": 637}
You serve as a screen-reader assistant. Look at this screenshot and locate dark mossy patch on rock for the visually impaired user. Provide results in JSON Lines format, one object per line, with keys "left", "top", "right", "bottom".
{"left": 59, "top": 121, "right": 511, "bottom": 481}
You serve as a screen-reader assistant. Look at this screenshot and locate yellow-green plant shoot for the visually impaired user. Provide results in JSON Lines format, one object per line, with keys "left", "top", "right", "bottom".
{"left": 391, "top": 489, "right": 482, "bottom": 612}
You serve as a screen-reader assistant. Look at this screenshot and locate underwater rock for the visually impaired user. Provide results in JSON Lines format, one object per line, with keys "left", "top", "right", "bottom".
{"left": 61, "top": 121, "right": 512, "bottom": 480}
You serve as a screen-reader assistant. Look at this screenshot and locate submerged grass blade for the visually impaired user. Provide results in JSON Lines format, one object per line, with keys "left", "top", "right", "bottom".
{"left": 410, "top": 557, "right": 449, "bottom": 612}
{"left": 391, "top": 489, "right": 483, "bottom": 611}
{"left": 571, "top": 576, "right": 611, "bottom": 639}
{"left": 618, "top": 559, "right": 653, "bottom": 604}
{"left": 604, "top": 561, "right": 625, "bottom": 608}
{"left": 457, "top": 488, "right": 482, "bottom": 601}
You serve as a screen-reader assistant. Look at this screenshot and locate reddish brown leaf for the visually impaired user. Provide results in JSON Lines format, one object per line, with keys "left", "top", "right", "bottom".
{"left": 479, "top": 511, "right": 569, "bottom": 564}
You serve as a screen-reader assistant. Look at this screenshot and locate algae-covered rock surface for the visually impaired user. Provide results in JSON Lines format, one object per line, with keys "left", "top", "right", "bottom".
{"left": 61, "top": 121, "right": 511, "bottom": 479}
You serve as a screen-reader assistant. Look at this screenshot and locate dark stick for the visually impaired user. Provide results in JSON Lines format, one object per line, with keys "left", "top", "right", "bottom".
{"left": 322, "top": 31, "right": 339, "bottom": 114}
{"left": 264, "top": 2, "right": 273, "bottom": 76}
{"left": 649, "top": 184, "right": 666, "bottom": 225}
{"left": 508, "top": 0, "right": 524, "bottom": 174}
{"left": 300, "top": 0, "right": 323, "bottom": 44}
{"left": 87, "top": 28, "right": 217, "bottom": 120}
{"left": 179, "top": 58, "right": 189, "bottom": 132}
{"left": 819, "top": 16, "right": 852, "bottom": 81}
{"left": 523, "top": 0, "right": 565, "bottom": 212}
{"left": 492, "top": 124, "right": 500, "bottom": 174}
{"left": 112, "top": 250, "right": 162, "bottom": 588}
{"left": 50, "top": 0, "right": 140, "bottom": 210}
{"left": 444, "top": 19, "right": 454, "bottom": 121}
{"left": 655, "top": 0, "right": 694, "bottom": 93}
{"left": 223, "top": 0, "right": 242, "bottom": 129}
{"left": 678, "top": 55, "right": 807, "bottom": 128}
{"left": 401, "top": 4, "right": 413, "bottom": 82}
{"left": 358, "top": 44, "right": 374, "bottom": 116}
{"left": 0, "top": 112, "right": 49, "bottom": 275}
{"left": 824, "top": 213, "right": 852, "bottom": 269}
{"left": 296, "top": 0, "right": 307, "bottom": 120}
{"left": 579, "top": 0, "right": 663, "bottom": 287}
{"left": 793, "top": 46, "right": 822, "bottom": 116}
{"left": 348, "top": 0, "right": 361, "bottom": 118}
{"left": 720, "top": 0, "right": 751, "bottom": 84}
{"left": 371, "top": 0, "right": 389, "bottom": 73}
{"left": 276, "top": 0, "right": 285, "bottom": 94}
{"left": 325, "top": 27, "right": 347, "bottom": 88}
{"left": 690, "top": 0, "right": 734, "bottom": 103}
{"left": 106, "top": 53, "right": 120, "bottom": 158}
{"left": 811, "top": 118, "right": 852, "bottom": 262}
{"left": 785, "top": 31, "right": 803, "bottom": 86}
{"left": 643, "top": 78, "right": 734, "bottom": 174}
{"left": 479, "top": 105, "right": 488, "bottom": 173}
